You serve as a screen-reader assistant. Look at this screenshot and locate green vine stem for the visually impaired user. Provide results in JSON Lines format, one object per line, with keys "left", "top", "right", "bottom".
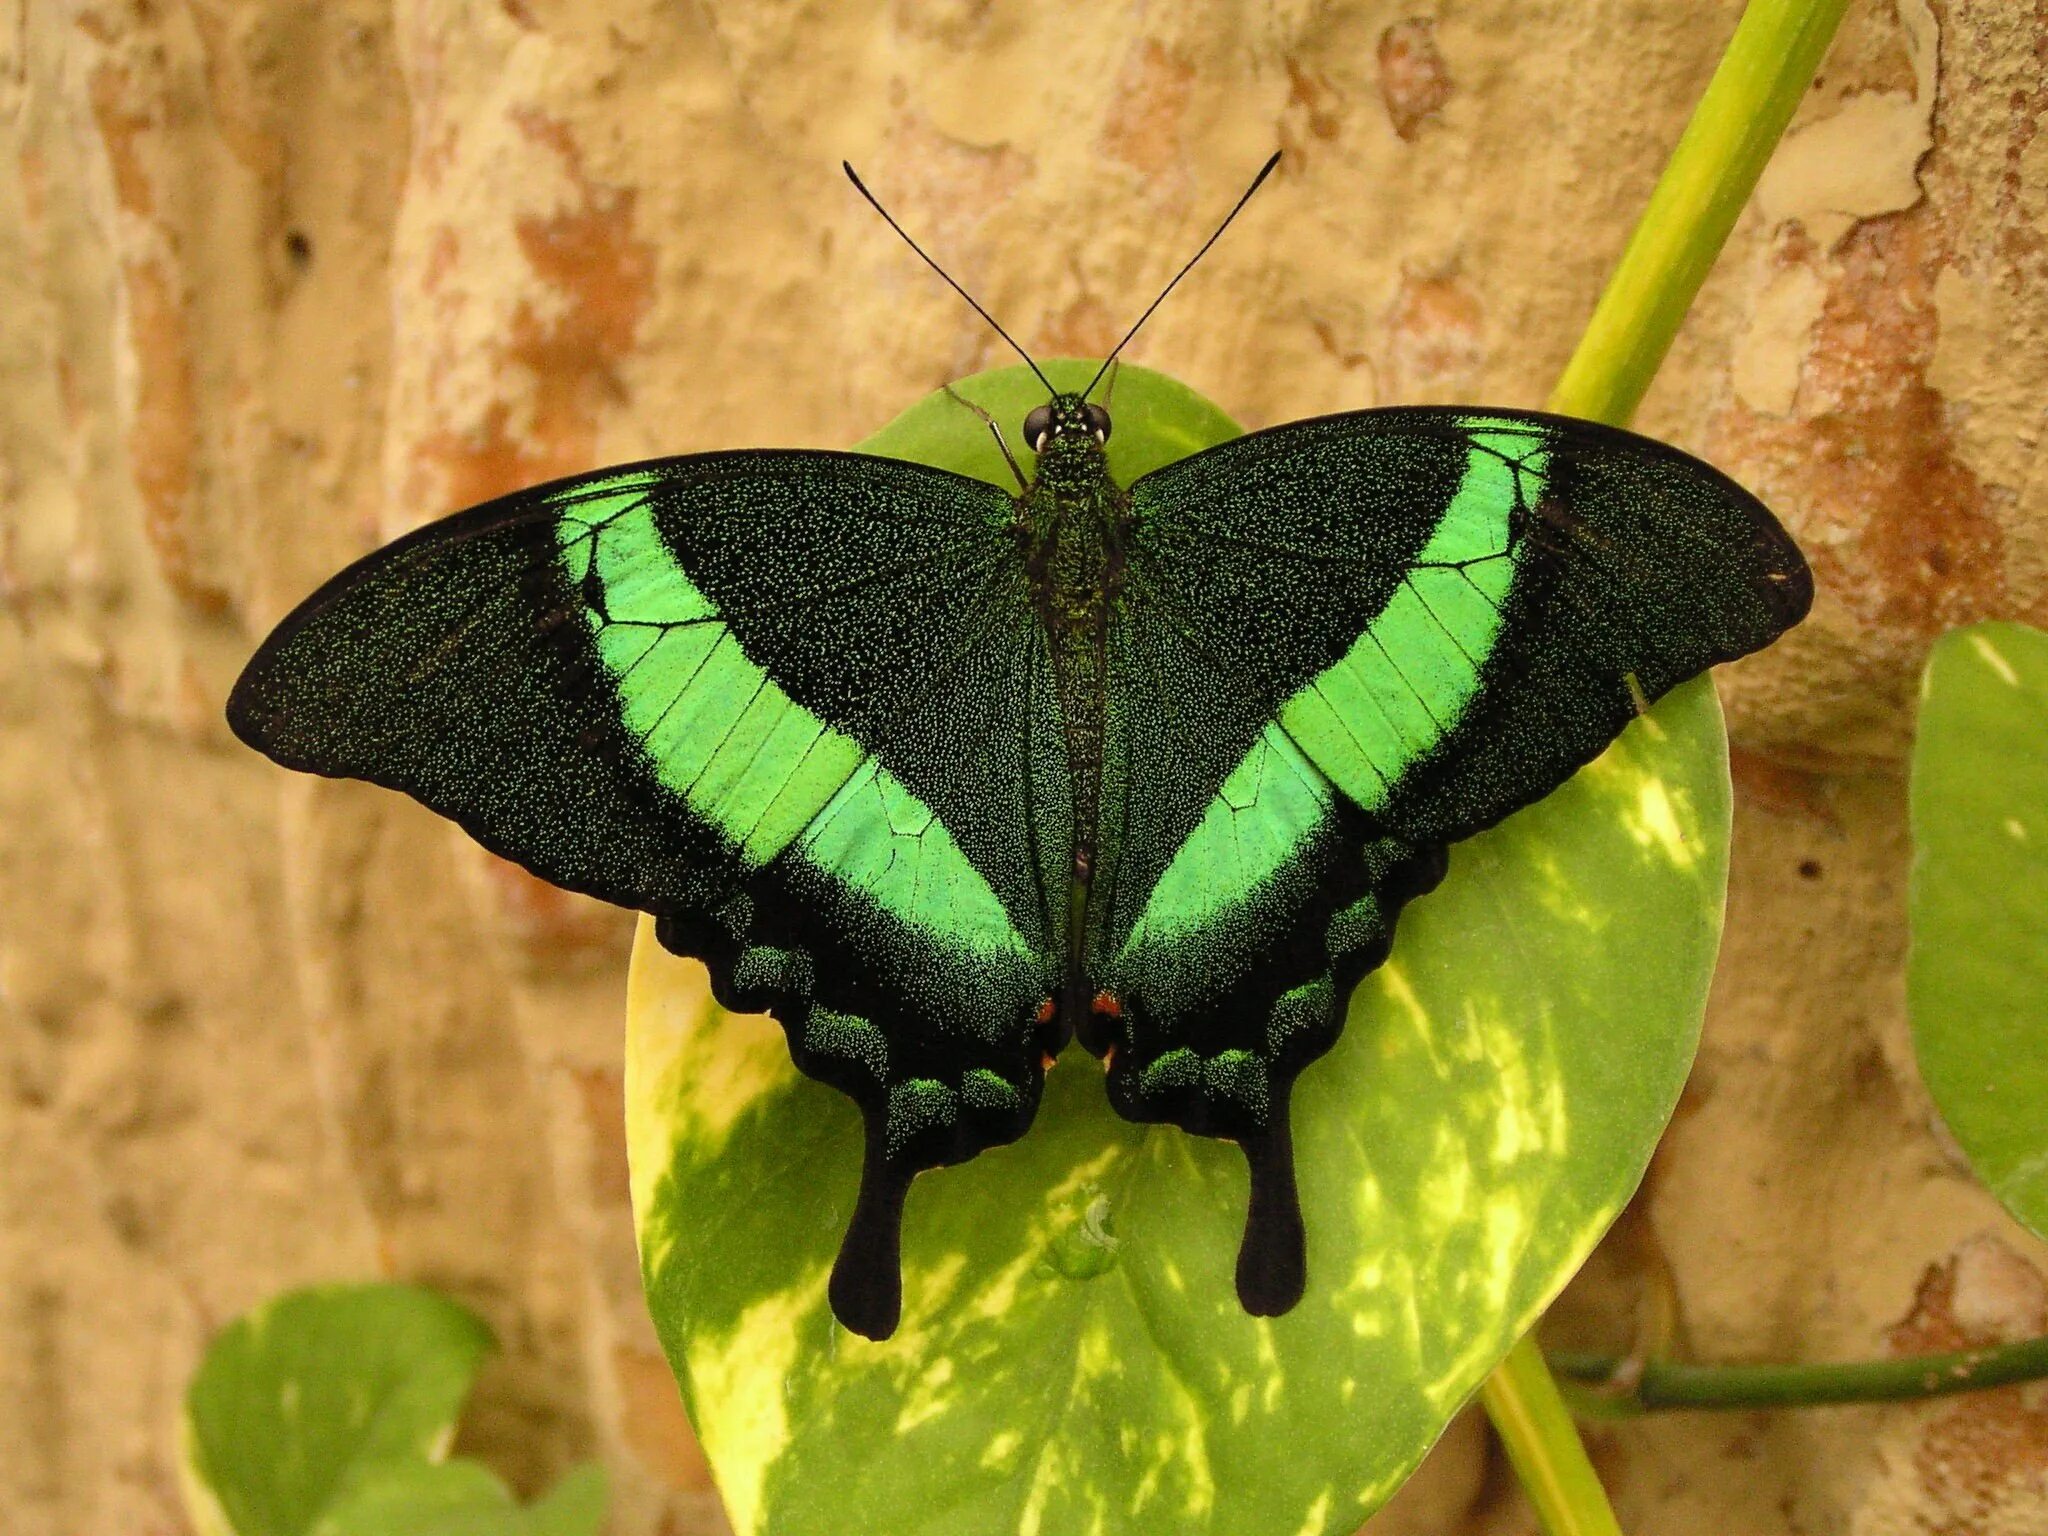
{"left": 1550, "top": 1336, "right": 2048, "bottom": 1420}
{"left": 1480, "top": 1339, "right": 1627, "bottom": 1536}
{"left": 1547, "top": 0, "right": 1853, "bottom": 427}
{"left": 1476, "top": 0, "right": 1851, "bottom": 1529}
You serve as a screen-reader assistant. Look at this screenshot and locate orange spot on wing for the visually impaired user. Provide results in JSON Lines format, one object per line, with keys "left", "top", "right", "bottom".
{"left": 1090, "top": 989, "right": 1123, "bottom": 1020}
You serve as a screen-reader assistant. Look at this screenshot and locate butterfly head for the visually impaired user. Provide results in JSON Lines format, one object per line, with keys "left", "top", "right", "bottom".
{"left": 1022, "top": 393, "right": 1111, "bottom": 486}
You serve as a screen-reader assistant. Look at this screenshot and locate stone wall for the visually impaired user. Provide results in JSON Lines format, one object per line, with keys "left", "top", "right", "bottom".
{"left": 3, "top": 1, "right": 2043, "bottom": 1532}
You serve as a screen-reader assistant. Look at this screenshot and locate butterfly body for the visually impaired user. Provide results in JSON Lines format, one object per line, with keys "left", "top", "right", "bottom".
{"left": 1017, "top": 394, "right": 1133, "bottom": 1040}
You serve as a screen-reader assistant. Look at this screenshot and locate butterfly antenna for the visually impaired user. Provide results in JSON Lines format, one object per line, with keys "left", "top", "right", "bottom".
{"left": 844, "top": 162, "right": 1057, "bottom": 398}
{"left": 1082, "top": 151, "right": 1281, "bottom": 401}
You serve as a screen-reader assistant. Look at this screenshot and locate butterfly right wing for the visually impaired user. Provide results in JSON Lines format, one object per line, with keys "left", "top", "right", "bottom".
{"left": 228, "top": 452, "right": 1071, "bottom": 1338}
{"left": 1093, "top": 408, "right": 1810, "bottom": 1311}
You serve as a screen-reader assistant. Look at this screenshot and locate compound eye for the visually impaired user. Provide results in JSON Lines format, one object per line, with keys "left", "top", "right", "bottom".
{"left": 1022, "top": 403, "right": 1054, "bottom": 453}
{"left": 1083, "top": 403, "right": 1112, "bottom": 443}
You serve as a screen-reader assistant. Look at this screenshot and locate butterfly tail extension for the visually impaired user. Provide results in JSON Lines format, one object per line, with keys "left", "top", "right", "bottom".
{"left": 1102, "top": 824, "right": 1450, "bottom": 1316}
{"left": 831, "top": 1119, "right": 914, "bottom": 1340}
{"left": 1237, "top": 1116, "right": 1306, "bottom": 1316}
{"left": 817, "top": 1035, "right": 1053, "bottom": 1341}
{"left": 656, "top": 880, "right": 1055, "bottom": 1339}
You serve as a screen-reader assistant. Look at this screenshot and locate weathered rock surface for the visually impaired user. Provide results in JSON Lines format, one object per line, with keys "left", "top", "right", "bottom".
{"left": 3, "top": 1, "right": 2043, "bottom": 1532}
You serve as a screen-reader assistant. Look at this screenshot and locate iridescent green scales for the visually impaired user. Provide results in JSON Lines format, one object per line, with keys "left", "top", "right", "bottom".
{"left": 556, "top": 477, "right": 866, "bottom": 868}
{"left": 229, "top": 392, "right": 1810, "bottom": 1340}
{"left": 1122, "top": 725, "right": 1334, "bottom": 953}
{"left": 1126, "top": 419, "right": 1540, "bottom": 957}
{"left": 554, "top": 467, "right": 1039, "bottom": 1246}
{"left": 797, "top": 760, "right": 1031, "bottom": 965}
{"left": 1279, "top": 418, "right": 1540, "bottom": 809}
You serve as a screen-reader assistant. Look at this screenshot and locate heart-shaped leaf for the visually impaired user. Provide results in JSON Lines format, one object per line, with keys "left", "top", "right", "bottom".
{"left": 180, "top": 1283, "right": 496, "bottom": 1536}
{"left": 627, "top": 361, "right": 1727, "bottom": 1535}
{"left": 314, "top": 1462, "right": 608, "bottom": 1536}
{"left": 1909, "top": 620, "right": 2048, "bottom": 1238}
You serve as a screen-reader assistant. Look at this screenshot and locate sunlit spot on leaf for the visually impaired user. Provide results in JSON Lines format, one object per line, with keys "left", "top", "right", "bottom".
{"left": 684, "top": 1272, "right": 829, "bottom": 1536}
{"left": 892, "top": 1354, "right": 957, "bottom": 1435}
{"left": 626, "top": 941, "right": 795, "bottom": 1176}
{"left": 980, "top": 1429, "right": 1024, "bottom": 1471}
{"left": 1625, "top": 776, "right": 1700, "bottom": 867}
{"left": 1292, "top": 1491, "right": 1334, "bottom": 1536}
{"left": 1968, "top": 631, "right": 2021, "bottom": 685}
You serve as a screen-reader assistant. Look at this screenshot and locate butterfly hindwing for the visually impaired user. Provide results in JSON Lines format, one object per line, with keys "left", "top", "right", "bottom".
{"left": 1095, "top": 408, "right": 1810, "bottom": 1306}
{"left": 228, "top": 451, "right": 1067, "bottom": 1338}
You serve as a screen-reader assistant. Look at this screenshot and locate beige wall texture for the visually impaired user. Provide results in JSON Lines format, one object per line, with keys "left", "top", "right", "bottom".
{"left": 3, "top": 0, "right": 2046, "bottom": 1532}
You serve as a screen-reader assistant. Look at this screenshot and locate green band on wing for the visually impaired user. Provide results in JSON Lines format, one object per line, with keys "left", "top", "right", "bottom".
{"left": 798, "top": 758, "right": 1030, "bottom": 965}
{"left": 1122, "top": 723, "right": 1334, "bottom": 954}
{"left": 1278, "top": 419, "right": 1544, "bottom": 810}
{"left": 555, "top": 485, "right": 862, "bottom": 867}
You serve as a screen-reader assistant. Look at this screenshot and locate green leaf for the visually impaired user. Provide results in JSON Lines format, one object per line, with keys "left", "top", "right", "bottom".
{"left": 315, "top": 1462, "right": 609, "bottom": 1536}
{"left": 626, "top": 361, "right": 1727, "bottom": 1536}
{"left": 1909, "top": 620, "right": 2048, "bottom": 1238}
{"left": 312, "top": 1462, "right": 511, "bottom": 1536}
{"left": 179, "top": 1283, "right": 496, "bottom": 1536}
{"left": 519, "top": 1465, "right": 609, "bottom": 1536}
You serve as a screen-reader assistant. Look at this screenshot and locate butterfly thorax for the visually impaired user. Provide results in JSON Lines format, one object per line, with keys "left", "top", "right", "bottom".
{"left": 1022, "top": 462, "right": 1124, "bottom": 623}
{"left": 1018, "top": 394, "right": 1124, "bottom": 616}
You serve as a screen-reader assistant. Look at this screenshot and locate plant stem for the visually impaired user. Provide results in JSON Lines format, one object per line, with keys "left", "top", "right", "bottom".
{"left": 1481, "top": 0, "right": 1849, "bottom": 1528}
{"left": 1547, "top": 0, "right": 1852, "bottom": 427}
{"left": 1481, "top": 1339, "right": 1626, "bottom": 1536}
{"left": 1551, "top": 1335, "right": 2048, "bottom": 1419}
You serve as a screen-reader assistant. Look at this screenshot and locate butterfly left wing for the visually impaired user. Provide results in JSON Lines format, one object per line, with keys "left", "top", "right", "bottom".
{"left": 228, "top": 452, "right": 1070, "bottom": 1338}
{"left": 1094, "top": 408, "right": 1811, "bottom": 1313}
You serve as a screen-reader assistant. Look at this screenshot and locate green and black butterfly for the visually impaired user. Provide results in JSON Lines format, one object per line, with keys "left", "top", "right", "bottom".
{"left": 228, "top": 156, "right": 1811, "bottom": 1340}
